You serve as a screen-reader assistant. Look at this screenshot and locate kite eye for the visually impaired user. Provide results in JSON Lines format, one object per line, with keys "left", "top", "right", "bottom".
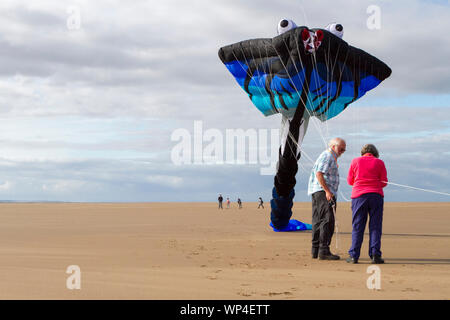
{"left": 325, "top": 22, "right": 344, "bottom": 39}
{"left": 277, "top": 18, "right": 297, "bottom": 35}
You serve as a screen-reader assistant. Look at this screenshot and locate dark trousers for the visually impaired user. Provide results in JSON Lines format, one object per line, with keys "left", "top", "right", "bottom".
{"left": 348, "top": 193, "right": 384, "bottom": 259}
{"left": 311, "top": 191, "right": 336, "bottom": 254}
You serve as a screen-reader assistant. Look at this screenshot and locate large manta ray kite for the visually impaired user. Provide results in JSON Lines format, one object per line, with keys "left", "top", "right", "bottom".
{"left": 218, "top": 19, "right": 391, "bottom": 231}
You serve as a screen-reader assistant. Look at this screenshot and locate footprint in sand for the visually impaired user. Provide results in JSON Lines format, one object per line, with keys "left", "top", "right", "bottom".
{"left": 167, "top": 240, "right": 178, "bottom": 248}
{"left": 241, "top": 262, "right": 257, "bottom": 269}
{"left": 268, "top": 291, "right": 293, "bottom": 296}
{"left": 402, "top": 288, "right": 421, "bottom": 292}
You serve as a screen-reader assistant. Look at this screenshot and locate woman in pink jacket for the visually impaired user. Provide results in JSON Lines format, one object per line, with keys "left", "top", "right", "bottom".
{"left": 346, "top": 144, "right": 388, "bottom": 264}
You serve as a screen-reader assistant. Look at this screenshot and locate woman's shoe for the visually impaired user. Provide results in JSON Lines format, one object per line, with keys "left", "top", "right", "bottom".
{"left": 371, "top": 255, "right": 385, "bottom": 264}
{"left": 346, "top": 256, "right": 358, "bottom": 264}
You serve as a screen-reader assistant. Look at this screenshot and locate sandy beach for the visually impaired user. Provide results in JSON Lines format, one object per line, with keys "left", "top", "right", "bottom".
{"left": 0, "top": 202, "right": 448, "bottom": 300}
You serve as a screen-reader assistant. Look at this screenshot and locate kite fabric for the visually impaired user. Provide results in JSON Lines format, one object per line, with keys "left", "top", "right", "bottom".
{"left": 270, "top": 219, "right": 312, "bottom": 232}
{"left": 218, "top": 26, "right": 391, "bottom": 121}
{"left": 218, "top": 23, "right": 391, "bottom": 231}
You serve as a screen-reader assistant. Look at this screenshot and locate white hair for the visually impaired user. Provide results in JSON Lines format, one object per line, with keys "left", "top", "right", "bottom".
{"left": 328, "top": 137, "right": 345, "bottom": 148}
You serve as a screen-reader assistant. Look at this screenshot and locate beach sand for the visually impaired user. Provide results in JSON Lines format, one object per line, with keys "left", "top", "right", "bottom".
{"left": 0, "top": 202, "right": 448, "bottom": 300}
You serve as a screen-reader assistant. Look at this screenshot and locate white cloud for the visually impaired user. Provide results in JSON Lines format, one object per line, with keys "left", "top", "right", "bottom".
{"left": 0, "top": 1, "right": 448, "bottom": 201}
{"left": 146, "top": 175, "right": 183, "bottom": 188}
{"left": 0, "top": 181, "right": 11, "bottom": 190}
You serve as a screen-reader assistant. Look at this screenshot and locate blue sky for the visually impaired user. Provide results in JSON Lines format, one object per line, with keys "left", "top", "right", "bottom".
{"left": 0, "top": 0, "right": 449, "bottom": 202}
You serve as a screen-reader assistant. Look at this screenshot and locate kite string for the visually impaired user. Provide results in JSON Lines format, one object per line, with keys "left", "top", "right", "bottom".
{"left": 233, "top": 47, "right": 275, "bottom": 114}
{"left": 277, "top": 35, "right": 328, "bottom": 145}
{"left": 293, "top": 129, "right": 450, "bottom": 199}
{"left": 275, "top": 28, "right": 343, "bottom": 154}
{"left": 236, "top": 33, "right": 334, "bottom": 222}
{"left": 262, "top": 40, "right": 303, "bottom": 159}
{"left": 296, "top": 144, "right": 343, "bottom": 250}
{"left": 230, "top": 45, "right": 304, "bottom": 162}
{"left": 382, "top": 181, "right": 450, "bottom": 197}
{"left": 266, "top": 36, "right": 329, "bottom": 157}
{"left": 293, "top": 144, "right": 450, "bottom": 252}
{"left": 227, "top": 28, "right": 450, "bottom": 201}
{"left": 292, "top": 38, "right": 329, "bottom": 148}
{"left": 292, "top": 147, "right": 450, "bottom": 253}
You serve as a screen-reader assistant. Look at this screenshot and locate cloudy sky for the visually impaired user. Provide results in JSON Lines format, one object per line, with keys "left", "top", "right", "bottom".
{"left": 0, "top": 0, "right": 449, "bottom": 202}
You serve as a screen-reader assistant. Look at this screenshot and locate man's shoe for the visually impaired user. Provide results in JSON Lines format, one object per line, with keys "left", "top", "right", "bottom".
{"left": 371, "top": 255, "right": 385, "bottom": 264}
{"left": 319, "top": 252, "right": 340, "bottom": 260}
{"left": 346, "top": 256, "right": 358, "bottom": 264}
{"left": 312, "top": 248, "right": 319, "bottom": 259}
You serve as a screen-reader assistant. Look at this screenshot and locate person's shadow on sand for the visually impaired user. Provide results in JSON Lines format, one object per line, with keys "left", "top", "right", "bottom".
{"left": 330, "top": 232, "right": 450, "bottom": 265}
{"left": 380, "top": 258, "right": 450, "bottom": 265}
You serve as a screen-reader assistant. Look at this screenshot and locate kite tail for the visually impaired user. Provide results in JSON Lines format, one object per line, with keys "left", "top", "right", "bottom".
{"left": 270, "top": 103, "right": 306, "bottom": 229}
{"left": 273, "top": 149, "right": 298, "bottom": 197}
{"left": 270, "top": 186, "right": 295, "bottom": 229}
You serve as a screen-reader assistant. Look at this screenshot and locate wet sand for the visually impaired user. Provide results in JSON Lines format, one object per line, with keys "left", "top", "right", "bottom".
{"left": 0, "top": 202, "right": 448, "bottom": 299}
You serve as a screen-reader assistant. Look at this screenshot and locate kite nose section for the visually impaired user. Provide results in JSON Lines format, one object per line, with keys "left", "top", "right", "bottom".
{"left": 302, "top": 28, "right": 323, "bottom": 53}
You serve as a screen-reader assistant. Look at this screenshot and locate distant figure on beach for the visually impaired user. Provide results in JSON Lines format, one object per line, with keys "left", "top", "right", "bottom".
{"left": 308, "top": 138, "right": 346, "bottom": 261}
{"left": 257, "top": 197, "right": 264, "bottom": 209}
{"left": 346, "top": 144, "right": 388, "bottom": 264}
{"left": 237, "top": 198, "right": 242, "bottom": 209}
{"left": 218, "top": 194, "right": 223, "bottom": 209}
{"left": 226, "top": 197, "right": 230, "bottom": 209}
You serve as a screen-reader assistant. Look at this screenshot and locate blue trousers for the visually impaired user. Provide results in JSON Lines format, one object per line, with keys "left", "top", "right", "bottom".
{"left": 348, "top": 193, "right": 384, "bottom": 259}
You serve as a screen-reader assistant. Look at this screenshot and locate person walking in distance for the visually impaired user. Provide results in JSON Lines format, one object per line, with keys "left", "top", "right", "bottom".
{"left": 258, "top": 197, "right": 264, "bottom": 209}
{"left": 218, "top": 194, "right": 223, "bottom": 209}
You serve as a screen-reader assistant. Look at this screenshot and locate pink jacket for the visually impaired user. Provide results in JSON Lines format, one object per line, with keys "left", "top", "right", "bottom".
{"left": 347, "top": 154, "right": 388, "bottom": 198}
